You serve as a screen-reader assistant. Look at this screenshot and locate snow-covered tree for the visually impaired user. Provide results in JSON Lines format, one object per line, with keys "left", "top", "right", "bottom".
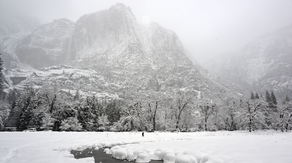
{"left": 0, "top": 53, "right": 3, "bottom": 98}
{"left": 0, "top": 53, "right": 4, "bottom": 99}
{"left": 0, "top": 103, "right": 9, "bottom": 130}
{"left": 98, "top": 114, "right": 110, "bottom": 130}
{"left": 59, "top": 117, "right": 82, "bottom": 131}
{"left": 172, "top": 94, "right": 192, "bottom": 131}
{"left": 180, "top": 106, "right": 196, "bottom": 131}
{"left": 145, "top": 100, "right": 159, "bottom": 131}
{"left": 105, "top": 100, "right": 121, "bottom": 125}
{"left": 221, "top": 100, "right": 241, "bottom": 131}
{"left": 255, "top": 93, "right": 260, "bottom": 99}
{"left": 41, "top": 113, "right": 55, "bottom": 130}
{"left": 76, "top": 96, "right": 103, "bottom": 130}
{"left": 17, "top": 88, "right": 38, "bottom": 130}
{"left": 199, "top": 100, "right": 218, "bottom": 131}
{"left": 274, "top": 100, "right": 292, "bottom": 132}
{"left": 240, "top": 99, "right": 267, "bottom": 132}
{"left": 118, "top": 100, "right": 146, "bottom": 131}
{"left": 251, "top": 92, "right": 255, "bottom": 100}
{"left": 270, "top": 91, "right": 277, "bottom": 108}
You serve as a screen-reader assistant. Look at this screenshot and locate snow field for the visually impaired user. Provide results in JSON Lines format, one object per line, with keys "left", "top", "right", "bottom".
{"left": 0, "top": 131, "right": 292, "bottom": 163}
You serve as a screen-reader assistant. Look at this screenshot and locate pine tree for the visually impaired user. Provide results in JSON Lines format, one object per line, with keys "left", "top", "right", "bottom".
{"left": 105, "top": 100, "right": 121, "bottom": 124}
{"left": 74, "top": 89, "right": 80, "bottom": 101}
{"left": 270, "top": 91, "right": 277, "bottom": 108}
{"left": 250, "top": 92, "right": 255, "bottom": 100}
{"left": 0, "top": 53, "right": 3, "bottom": 98}
{"left": 255, "top": 93, "right": 260, "bottom": 99}
{"left": 265, "top": 90, "right": 272, "bottom": 107}
{"left": 283, "top": 95, "right": 290, "bottom": 104}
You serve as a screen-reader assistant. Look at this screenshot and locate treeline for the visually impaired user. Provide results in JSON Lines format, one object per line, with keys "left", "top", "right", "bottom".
{"left": 1, "top": 85, "right": 292, "bottom": 132}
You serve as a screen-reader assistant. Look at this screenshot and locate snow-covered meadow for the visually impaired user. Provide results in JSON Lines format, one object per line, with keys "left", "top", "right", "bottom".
{"left": 0, "top": 131, "right": 291, "bottom": 163}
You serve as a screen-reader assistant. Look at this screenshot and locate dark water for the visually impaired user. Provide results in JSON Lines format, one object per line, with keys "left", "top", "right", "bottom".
{"left": 70, "top": 148, "right": 163, "bottom": 163}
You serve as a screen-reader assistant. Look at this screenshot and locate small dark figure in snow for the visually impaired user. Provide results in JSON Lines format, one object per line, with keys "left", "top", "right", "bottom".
{"left": 142, "top": 132, "right": 144, "bottom": 137}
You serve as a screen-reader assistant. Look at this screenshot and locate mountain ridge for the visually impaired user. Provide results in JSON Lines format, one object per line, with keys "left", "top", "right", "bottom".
{"left": 1, "top": 3, "right": 246, "bottom": 104}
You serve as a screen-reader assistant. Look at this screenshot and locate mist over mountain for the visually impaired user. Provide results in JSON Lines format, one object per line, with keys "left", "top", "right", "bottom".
{"left": 0, "top": 3, "right": 245, "bottom": 103}
{"left": 205, "top": 24, "right": 292, "bottom": 99}
{"left": 15, "top": 18, "right": 75, "bottom": 68}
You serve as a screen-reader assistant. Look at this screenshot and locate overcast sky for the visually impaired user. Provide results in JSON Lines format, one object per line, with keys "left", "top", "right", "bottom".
{"left": 1, "top": 0, "right": 292, "bottom": 64}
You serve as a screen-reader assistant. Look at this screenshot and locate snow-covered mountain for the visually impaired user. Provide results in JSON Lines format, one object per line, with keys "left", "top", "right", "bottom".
{"left": 1, "top": 3, "right": 245, "bottom": 103}
{"left": 205, "top": 24, "right": 292, "bottom": 98}
{"left": 15, "top": 18, "right": 75, "bottom": 68}
{"left": 0, "top": 15, "right": 40, "bottom": 39}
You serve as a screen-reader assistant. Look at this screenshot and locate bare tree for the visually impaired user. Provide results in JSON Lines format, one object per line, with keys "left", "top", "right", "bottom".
{"left": 147, "top": 100, "right": 159, "bottom": 131}
{"left": 240, "top": 99, "right": 267, "bottom": 132}
{"left": 275, "top": 101, "right": 292, "bottom": 132}
{"left": 199, "top": 101, "right": 217, "bottom": 131}
{"left": 221, "top": 99, "right": 241, "bottom": 131}
{"left": 120, "top": 100, "right": 147, "bottom": 131}
{"left": 173, "top": 95, "right": 191, "bottom": 131}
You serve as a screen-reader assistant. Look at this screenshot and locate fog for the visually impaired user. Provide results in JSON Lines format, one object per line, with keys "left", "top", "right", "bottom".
{"left": 1, "top": 0, "right": 292, "bottom": 64}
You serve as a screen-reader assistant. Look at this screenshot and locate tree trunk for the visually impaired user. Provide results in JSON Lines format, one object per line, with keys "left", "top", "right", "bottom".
{"left": 153, "top": 116, "right": 156, "bottom": 131}
{"left": 175, "top": 118, "right": 180, "bottom": 130}
{"left": 205, "top": 117, "right": 208, "bottom": 131}
{"left": 249, "top": 117, "right": 252, "bottom": 132}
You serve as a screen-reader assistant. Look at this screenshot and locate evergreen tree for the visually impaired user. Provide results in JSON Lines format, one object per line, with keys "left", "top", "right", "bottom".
{"left": 74, "top": 89, "right": 80, "bottom": 101}
{"left": 283, "top": 95, "right": 290, "bottom": 104}
{"left": 105, "top": 100, "right": 121, "bottom": 124}
{"left": 250, "top": 92, "right": 255, "bottom": 100}
{"left": 255, "top": 93, "right": 260, "bottom": 99}
{"left": 270, "top": 91, "right": 277, "bottom": 108}
{"left": 265, "top": 90, "right": 272, "bottom": 107}
{"left": 0, "top": 53, "right": 3, "bottom": 98}
{"left": 17, "top": 88, "right": 37, "bottom": 130}
{"left": 59, "top": 117, "right": 82, "bottom": 131}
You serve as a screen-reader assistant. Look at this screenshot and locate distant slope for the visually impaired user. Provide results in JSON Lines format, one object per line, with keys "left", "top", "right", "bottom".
{"left": 205, "top": 24, "right": 292, "bottom": 98}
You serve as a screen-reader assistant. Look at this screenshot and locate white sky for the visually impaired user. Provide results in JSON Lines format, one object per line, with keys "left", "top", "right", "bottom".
{"left": 1, "top": 0, "right": 292, "bottom": 64}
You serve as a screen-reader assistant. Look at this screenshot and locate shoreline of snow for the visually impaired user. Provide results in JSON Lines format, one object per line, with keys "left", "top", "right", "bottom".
{"left": 0, "top": 131, "right": 292, "bottom": 163}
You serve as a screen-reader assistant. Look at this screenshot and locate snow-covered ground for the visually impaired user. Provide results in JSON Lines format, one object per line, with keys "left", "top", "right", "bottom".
{"left": 0, "top": 131, "right": 291, "bottom": 163}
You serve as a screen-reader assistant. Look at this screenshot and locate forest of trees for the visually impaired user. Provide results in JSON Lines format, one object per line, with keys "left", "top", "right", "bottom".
{"left": 1, "top": 80, "right": 291, "bottom": 132}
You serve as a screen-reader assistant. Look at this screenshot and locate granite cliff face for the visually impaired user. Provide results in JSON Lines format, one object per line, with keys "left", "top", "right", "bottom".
{"left": 205, "top": 24, "right": 292, "bottom": 98}
{"left": 1, "top": 3, "right": 245, "bottom": 103}
{"left": 15, "top": 18, "right": 75, "bottom": 68}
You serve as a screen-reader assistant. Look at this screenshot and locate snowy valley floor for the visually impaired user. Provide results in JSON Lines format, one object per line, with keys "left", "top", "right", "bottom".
{"left": 0, "top": 131, "right": 291, "bottom": 163}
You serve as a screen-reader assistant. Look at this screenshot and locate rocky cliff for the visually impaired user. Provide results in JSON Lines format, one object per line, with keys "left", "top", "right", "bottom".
{"left": 1, "top": 3, "right": 245, "bottom": 104}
